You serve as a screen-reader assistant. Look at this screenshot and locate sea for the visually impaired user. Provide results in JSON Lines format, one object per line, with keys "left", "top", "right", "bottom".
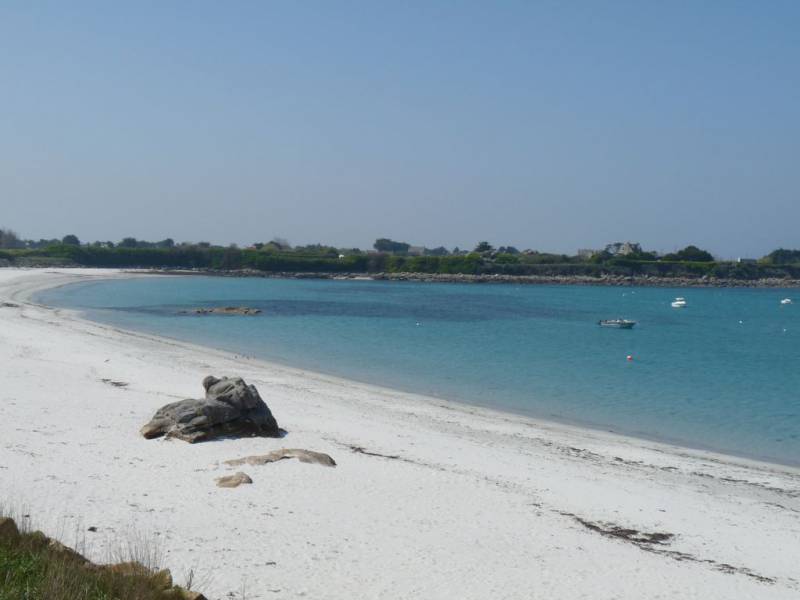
{"left": 36, "top": 276, "right": 800, "bottom": 466}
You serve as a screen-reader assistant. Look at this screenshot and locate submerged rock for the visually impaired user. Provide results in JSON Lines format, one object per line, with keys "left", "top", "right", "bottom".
{"left": 140, "top": 376, "right": 281, "bottom": 443}
{"left": 215, "top": 472, "right": 253, "bottom": 488}
{"left": 180, "top": 306, "right": 261, "bottom": 316}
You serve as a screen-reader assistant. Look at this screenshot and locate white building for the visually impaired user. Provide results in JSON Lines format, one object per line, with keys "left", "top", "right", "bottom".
{"left": 605, "top": 242, "right": 642, "bottom": 256}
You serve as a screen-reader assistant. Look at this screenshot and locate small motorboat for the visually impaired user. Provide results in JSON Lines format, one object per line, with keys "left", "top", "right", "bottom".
{"left": 780, "top": 298, "right": 792, "bottom": 305}
{"left": 598, "top": 319, "right": 637, "bottom": 329}
{"left": 671, "top": 297, "right": 687, "bottom": 308}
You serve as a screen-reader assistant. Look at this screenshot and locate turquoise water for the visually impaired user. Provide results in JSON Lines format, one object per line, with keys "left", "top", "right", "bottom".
{"left": 37, "top": 277, "right": 800, "bottom": 466}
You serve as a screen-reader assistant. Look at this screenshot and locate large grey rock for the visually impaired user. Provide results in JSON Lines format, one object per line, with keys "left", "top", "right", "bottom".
{"left": 141, "top": 376, "right": 280, "bottom": 443}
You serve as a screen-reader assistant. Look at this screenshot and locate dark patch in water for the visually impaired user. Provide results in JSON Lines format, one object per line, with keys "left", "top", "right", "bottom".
{"left": 95, "top": 297, "right": 595, "bottom": 323}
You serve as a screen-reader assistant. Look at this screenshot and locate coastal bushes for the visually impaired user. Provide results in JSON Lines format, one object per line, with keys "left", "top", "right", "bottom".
{"left": 661, "top": 245, "right": 715, "bottom": 262}
{"left": 710, "top": 261, "right": 800, "bottom": 280}
{"left": 37, "top": 244, "right": 366, "bottom": 273}
{"left": 3, "top": 242, "right": 800, "bottom": 281}
{"left": 42, "top": 245, "right": 213, "bottom": 268}
{"left": 238, "top": 250, "right": 367, "bottom": 273}
{"left": 372, "top": 254, "right": 483, "bottom": 274}
{"left": 763, "top": 248, "right": 800, "bottom": 265}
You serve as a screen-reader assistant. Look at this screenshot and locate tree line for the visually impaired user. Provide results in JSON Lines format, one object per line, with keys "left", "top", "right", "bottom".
{"left": 1, "top": 229, "right": 799, "bottom": 278}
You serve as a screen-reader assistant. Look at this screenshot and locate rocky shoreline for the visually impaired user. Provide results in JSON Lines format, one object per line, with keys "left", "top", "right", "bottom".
{"left": 151, "top": 268, "right": 800, "bottom": 288}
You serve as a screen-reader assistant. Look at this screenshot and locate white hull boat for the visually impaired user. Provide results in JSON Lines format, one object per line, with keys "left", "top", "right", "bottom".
{"left": 599, "top": 319, "right": 636, "bottom": 329}
{"left": 671, "top": 297, "right": 687, "bottom": 308}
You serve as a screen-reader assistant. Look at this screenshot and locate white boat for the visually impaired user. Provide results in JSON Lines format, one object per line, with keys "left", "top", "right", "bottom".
{"left": 671, "top": 297, "right": 687, "bottom": 308}
{"left": 781, "top": 298, "right": 792, "bottom": 305}
{"left": 598, "top": 319, "right": 636, "bottom": 329}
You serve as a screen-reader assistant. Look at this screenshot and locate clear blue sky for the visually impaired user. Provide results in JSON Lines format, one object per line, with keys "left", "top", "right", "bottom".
{"left": 2, "top": 1, "right": 798, "bottom": 257}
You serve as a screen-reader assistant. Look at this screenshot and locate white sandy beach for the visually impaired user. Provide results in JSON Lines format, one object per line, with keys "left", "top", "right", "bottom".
{"left": 1, "top": 268, "right": 799, "bottom": 599}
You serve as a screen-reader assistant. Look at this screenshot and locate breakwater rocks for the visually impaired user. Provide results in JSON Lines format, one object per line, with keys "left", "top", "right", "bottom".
{"left": 370, "top": 273, "right": 800, "bottom": 287}
{"left": 152, "top": 268, "right": 800, "bottom": 288}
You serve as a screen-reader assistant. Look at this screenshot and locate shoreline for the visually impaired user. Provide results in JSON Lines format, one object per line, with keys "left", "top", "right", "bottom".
{"left": 158, "top": 268, "right": 800, "bottom": 288}
{"left": 2, "top": 268, "right": 799, "bottom": 599}
{"left": 8, "top": 264, "right": 800, "bottom": 288}
{"left": 29, "top": 269, "right": 800, "bottom": 470}
{"left": 32, "top": 270, "right": 800, "bottom": 470}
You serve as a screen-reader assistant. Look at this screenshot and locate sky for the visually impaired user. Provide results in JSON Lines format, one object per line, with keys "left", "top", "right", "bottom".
{"left": 1, "top": 1, "right": 798, "bottom": 258}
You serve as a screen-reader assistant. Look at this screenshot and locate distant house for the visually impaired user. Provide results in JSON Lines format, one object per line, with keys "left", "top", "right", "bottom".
{"left": 737, "top": 257, "right": 757, "bottom": 264}
{"left": 407, "top": 246, "right": 426, "bottom": 256}
{"left": 605, "top": 242, "right": 642, "bottom": 256}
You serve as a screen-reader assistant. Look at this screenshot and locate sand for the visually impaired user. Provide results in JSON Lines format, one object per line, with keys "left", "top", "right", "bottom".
{"left": 0, "top": 268, "right": 798, "bottom": 599}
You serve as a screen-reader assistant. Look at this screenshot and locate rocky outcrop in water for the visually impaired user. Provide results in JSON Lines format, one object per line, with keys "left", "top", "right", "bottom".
{"left": 180, "top": 306, "right": 261, "bottom": 315}
{"left": 140, "top": 376, "right": 281, "bottom": 443}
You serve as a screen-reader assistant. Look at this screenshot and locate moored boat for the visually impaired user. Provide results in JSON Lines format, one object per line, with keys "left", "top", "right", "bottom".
{"left": 780, "top": 298, "right": 792, "bottom": 305}
{"left": 671, "top": 297, "right": 687, "bottom": 308}
{"left": 598, "top": 319, "right": 636, "bottom": 329}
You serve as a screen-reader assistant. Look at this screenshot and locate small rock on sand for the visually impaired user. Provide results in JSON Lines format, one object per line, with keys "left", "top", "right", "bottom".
{"left": 216, "top": 472, "right": 253, "bottom": 488}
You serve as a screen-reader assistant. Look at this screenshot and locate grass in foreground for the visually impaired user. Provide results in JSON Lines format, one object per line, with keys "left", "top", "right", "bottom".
{"left": 0, "top": 518, "right": 202, "bottom": 600}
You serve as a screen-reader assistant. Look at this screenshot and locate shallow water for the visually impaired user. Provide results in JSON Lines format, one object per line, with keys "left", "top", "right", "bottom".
{"left": 38, "top": 276, "right": 800, "bottom": 465}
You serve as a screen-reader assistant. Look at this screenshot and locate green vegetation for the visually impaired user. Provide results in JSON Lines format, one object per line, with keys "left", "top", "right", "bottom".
{"left": 662, "top": 245, "right": 714, "bottom": 262}
{"left": 373, "top": 238, "right": 410, "bottom": 253}
{"left": 1, "top": 231, "right": 799, "bottom": 280}
{"left": 0, "top": 229, "right": 24, "bottom": 249}
{"left": 0, "top": 517, "right": 201, "bottom": 600}
{"left": 763, "top": 248, "right": 800, "bottom": 265}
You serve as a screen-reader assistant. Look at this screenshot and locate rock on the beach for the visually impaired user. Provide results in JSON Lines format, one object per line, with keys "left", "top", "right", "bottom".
{"left": 98, "top": 562, "right": 207, "bottom": 598}
{"left": 47, "top": 537, "right": 90, "bottom": 564}
{"left": 216, "top": 471, "right": 253, "bottom": 488}
{"left": 140, "top": 376, "right": 280, "bottom": 443}
{"left": 225, "top": 448, "right": 337, "bottom": 468}
{"left": 0, "top": 517, "right": 20, "bottom": 544}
